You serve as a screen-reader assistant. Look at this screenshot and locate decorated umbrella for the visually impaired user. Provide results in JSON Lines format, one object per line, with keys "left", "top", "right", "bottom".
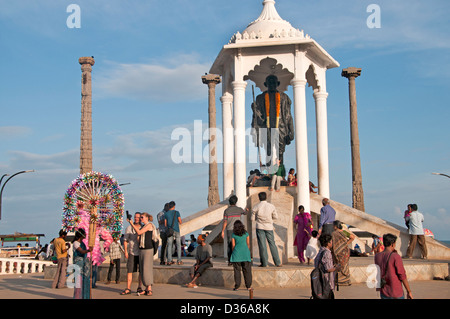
{"left": 62, "top": 171, "right": 124, "bottom": 298}
{"left": 424, "top": 228, "right": 434, "bottom": 238}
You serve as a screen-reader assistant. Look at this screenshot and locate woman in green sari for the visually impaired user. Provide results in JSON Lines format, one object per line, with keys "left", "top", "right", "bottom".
{"left": 72, "top": 228, "right": 92, "bottom": 299}
{"left": 331, "top": 220, "right": 355, "bottom": 286}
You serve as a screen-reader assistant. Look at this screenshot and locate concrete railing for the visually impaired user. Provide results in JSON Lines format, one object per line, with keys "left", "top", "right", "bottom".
{"left": 180, "top": 200, "right": 228, "bottom": 236}
{"left": 0, "top": 258, "right": 53, "bottom": 275}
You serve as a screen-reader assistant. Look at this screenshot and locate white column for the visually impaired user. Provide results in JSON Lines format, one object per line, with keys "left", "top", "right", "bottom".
{"left": 221, "top": 93, "right": 234, "bottom": 199}
{"left": 313, "top": 90, "right": 330, "bottom": 198}
{"left": 291, "top": 79, "right": 310, "bottom": 213}
{"left": 232, "top": 81, "right": 247, "bottom": 209}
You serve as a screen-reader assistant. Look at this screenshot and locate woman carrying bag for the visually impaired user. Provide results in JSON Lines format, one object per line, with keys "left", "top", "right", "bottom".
{"left": 128, "top": 212, "right": 157, "bottom": 296}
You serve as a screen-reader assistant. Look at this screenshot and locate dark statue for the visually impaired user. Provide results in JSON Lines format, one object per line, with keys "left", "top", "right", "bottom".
{"left": 251, "top": 75, "right": 294, "bottom": 165}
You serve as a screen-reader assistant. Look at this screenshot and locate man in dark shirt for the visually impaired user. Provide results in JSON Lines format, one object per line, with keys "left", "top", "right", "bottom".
{"left": 164, "top": 201, "right": 183, "bottom": 265}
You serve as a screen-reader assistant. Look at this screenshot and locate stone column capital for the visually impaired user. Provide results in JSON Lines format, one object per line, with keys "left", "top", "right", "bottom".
{"left": 79, "top": 56, "right": 95, "bottom": 66}
{"left": 313, "top": 90, "right": 329, "bottom": 100}
{"left": 290, "top": 78, "right": 307, "bottom": 87}
{"left": 202, "top": 74, "right": 221, "bottom": 86}
{"left": 220, "top": 93, "right": 233, "bottom": 103}
{"left": 231, "top": 81, "right": 247, "bottom": 90}
{"left": 341, "top": 67, "right": 362, "bottom": 79}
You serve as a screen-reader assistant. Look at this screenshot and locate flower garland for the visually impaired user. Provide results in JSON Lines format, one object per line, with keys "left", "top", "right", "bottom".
{"left": 265, "top": 91, "right": 281, "bottom": 128}
{"left": 75, "top": 212, "right": 114, "bottom": 266}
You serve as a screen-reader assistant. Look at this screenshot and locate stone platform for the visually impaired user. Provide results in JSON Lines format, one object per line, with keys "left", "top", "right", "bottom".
{"left": 44, "top": 256, "right": 449, "bottom": 289}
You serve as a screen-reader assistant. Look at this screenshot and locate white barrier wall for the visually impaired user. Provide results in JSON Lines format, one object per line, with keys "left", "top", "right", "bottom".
{"left": 0, "top": 258, "right": 53, "bottom": 275}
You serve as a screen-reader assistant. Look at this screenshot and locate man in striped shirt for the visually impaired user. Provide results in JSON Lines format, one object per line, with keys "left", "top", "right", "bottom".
{"left": 221, "top": 195, "right": 246, "bottom": 265}
{"left": 106, "top": 236, "right": 124, "bottom": 284}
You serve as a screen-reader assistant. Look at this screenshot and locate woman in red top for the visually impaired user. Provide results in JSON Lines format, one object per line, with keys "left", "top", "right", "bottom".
{"left": 374, "top": 233, "right": 413, "bottom": 299}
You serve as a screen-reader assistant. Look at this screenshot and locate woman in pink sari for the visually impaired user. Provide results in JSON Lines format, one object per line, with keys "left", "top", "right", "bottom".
{"left": 294, "top": 205, "right": 312, "bottom": 263}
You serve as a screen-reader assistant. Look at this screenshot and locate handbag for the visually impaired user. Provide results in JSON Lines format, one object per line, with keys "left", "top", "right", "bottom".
{"left": 152, "top": 238, "right": 159, "bottom": 255}
{"left": 166, "top": 211, "right": 177, "bottom": 237}
{"left": 380, "top": 251, "right": 393, "bottom": 289}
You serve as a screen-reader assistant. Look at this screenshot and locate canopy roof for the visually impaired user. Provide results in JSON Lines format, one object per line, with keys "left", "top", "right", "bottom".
{"left": 210, "top": 0, "right": 339, "bottom": 87}
{"left": 0, "top": 233, "right": 45, "bottom": 242}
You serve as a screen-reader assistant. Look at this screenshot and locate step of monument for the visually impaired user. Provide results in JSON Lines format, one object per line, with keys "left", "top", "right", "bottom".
{"left": 43, "top": 257, "right": 449, "bottom": 288}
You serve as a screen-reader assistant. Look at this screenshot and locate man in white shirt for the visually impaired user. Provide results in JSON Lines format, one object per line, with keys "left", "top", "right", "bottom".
{"left": 251, "top": 192, "right": 282, "bottom": 267}
{"left": 405, "top": 204, "right": 428, "bottom": 259}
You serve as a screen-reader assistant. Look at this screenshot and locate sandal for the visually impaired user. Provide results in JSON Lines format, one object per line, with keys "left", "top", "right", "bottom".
{"left": 136, "top": 287, "right": 144, "bottom": 294}
{"left": 120, "top": 288, "right": 131, "bottom": 295}
{"left": 144, "top": 289, "right": 153, "bottom": 296}
{"left": 177, "top": 261, "right": 183, "bottom": 265}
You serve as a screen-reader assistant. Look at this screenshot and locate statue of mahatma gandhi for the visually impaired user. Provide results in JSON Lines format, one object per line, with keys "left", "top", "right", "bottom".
{"left": 251, "top": 75, "right": 294, "bottom": 166}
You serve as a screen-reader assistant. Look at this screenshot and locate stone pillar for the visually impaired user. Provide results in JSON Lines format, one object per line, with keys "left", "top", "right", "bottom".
{"left": 202, "top": 74, "right": 221, "bottom": 207}
{"left": 313, "top": 90, "right": 330, "bottom": 198}
{"left": 342, "top": 67, "right": 365, "bottom": 212}
{"left": 79, "top": 56, "right": 95, "bottom": 175}
{"left": 291, "top": 79, "right": 310, "bottom": 213}
{"left": 221, "top": 92, "right": 234, "bottom": 200}
{"left": 232, "top": 81, "right": 247, "bottom": 209}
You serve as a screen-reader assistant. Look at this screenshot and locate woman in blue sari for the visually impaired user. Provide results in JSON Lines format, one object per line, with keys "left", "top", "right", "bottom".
{"left": 72, "top": 228, "right": 92, "bottom": 299}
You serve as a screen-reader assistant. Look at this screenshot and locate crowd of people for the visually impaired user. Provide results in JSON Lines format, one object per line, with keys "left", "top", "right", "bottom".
{"left": 247, "top": 166, "right": 318, "bottom": 193}
{"left": 48, "top": 191, "right": 430, "bottom": 300}
{"left": 310, "top": 200, "right": 431, "bottom": 299}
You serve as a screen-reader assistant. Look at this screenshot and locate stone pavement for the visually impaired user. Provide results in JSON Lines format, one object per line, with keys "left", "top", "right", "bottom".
{"left": 0, "top": 272, "right": 449, "bottom": 300}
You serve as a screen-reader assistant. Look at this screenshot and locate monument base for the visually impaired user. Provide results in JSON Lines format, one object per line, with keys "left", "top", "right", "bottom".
{"left": 43, "top": 256, "right": 449, "bottom": 289}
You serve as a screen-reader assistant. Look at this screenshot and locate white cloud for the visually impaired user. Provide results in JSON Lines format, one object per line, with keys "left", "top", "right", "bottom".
{"left": 95, "top": 54, "right": 211, "bottom": 102}
{"left": 0, "top": 126, "right": 32, "bottom": 140}
{"left": 7, "top": 149, "right": 79, "bottom": 170}
{"left": 284, "top": 0, "right": 450, "bottom": 51}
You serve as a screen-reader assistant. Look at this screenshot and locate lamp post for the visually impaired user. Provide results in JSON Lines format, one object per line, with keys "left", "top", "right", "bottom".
{"left": 432, "top": 172, "right": 450, "bottom": 179}
{"left": 0, "top": 170, "right": 35, "bottom": 220}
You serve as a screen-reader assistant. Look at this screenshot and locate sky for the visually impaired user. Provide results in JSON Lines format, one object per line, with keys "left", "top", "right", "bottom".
{"left": 0, "top": 0, "right": 449, "bottom": 244}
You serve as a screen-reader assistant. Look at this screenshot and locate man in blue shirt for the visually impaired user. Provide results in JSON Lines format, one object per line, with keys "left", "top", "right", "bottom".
{"left": 164, "top": 201, "right": 183, "bottom": 265}
{"left": 318, "top": 198, "right": 336, "bottom": 237}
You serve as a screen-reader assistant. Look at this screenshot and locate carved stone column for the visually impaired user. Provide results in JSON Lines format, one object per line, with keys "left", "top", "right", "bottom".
{"left": 79, "top": 57, "right": 95, "bottom": 175}
{"left": 342, "top": 67, "right": 365, "bottom": 212}
{"left": 202, "top": 74, "right": 221, "bottom": 207}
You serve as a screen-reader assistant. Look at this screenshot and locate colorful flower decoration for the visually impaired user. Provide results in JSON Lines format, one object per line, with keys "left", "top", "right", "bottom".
{"left": 61, "top": 171, "right": 124, "bottom": 236}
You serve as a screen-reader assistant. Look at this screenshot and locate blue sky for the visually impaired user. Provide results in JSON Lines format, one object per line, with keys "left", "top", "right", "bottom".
{"left": 0, "top": 0, "right": 449, "bottom": 244}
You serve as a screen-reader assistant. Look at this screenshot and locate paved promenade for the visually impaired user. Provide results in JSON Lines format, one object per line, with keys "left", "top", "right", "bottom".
{"left": 0, "top": 272, "right": 448, "bottom": 300}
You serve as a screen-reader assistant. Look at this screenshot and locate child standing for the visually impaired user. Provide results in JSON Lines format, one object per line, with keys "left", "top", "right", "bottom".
{"left": 404, "top": 204, "right": 412, "bottom": 229}
{"left": 371, "top": 235, "right": 384, "bottom": 254}
{"left": 287, "top": 168, "right": 295, "bottom": 186}
{"left": 305, "top": 230, "right": 319, "bottom": 265}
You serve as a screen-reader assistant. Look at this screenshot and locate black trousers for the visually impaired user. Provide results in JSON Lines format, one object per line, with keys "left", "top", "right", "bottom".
{"left": 160, "top": 231, "right": 168, "bottom": 263}
{"left": 107, "top": 258, "right": 121, "bottom": 282}
{"left": 322, "top": 223, "right": 334, "bottom": 236}
{"left": 232, "top": 261, "right": 252, "bottom": 289}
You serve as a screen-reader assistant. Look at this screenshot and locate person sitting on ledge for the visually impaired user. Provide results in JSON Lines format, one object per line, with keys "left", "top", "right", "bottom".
{"left": 185, "top": 235, "right": 213, "bottom": 288}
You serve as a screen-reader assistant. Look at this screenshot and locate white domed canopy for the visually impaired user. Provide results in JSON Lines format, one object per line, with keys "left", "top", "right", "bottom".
{"left": 208, "top": 0, "right": 339, "bottom": 217}
{"left": 244, "top": 0, "right": 294, "bottom": 38}
{"left": 230, "top": 0, "right": 307, "bottom": 43}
